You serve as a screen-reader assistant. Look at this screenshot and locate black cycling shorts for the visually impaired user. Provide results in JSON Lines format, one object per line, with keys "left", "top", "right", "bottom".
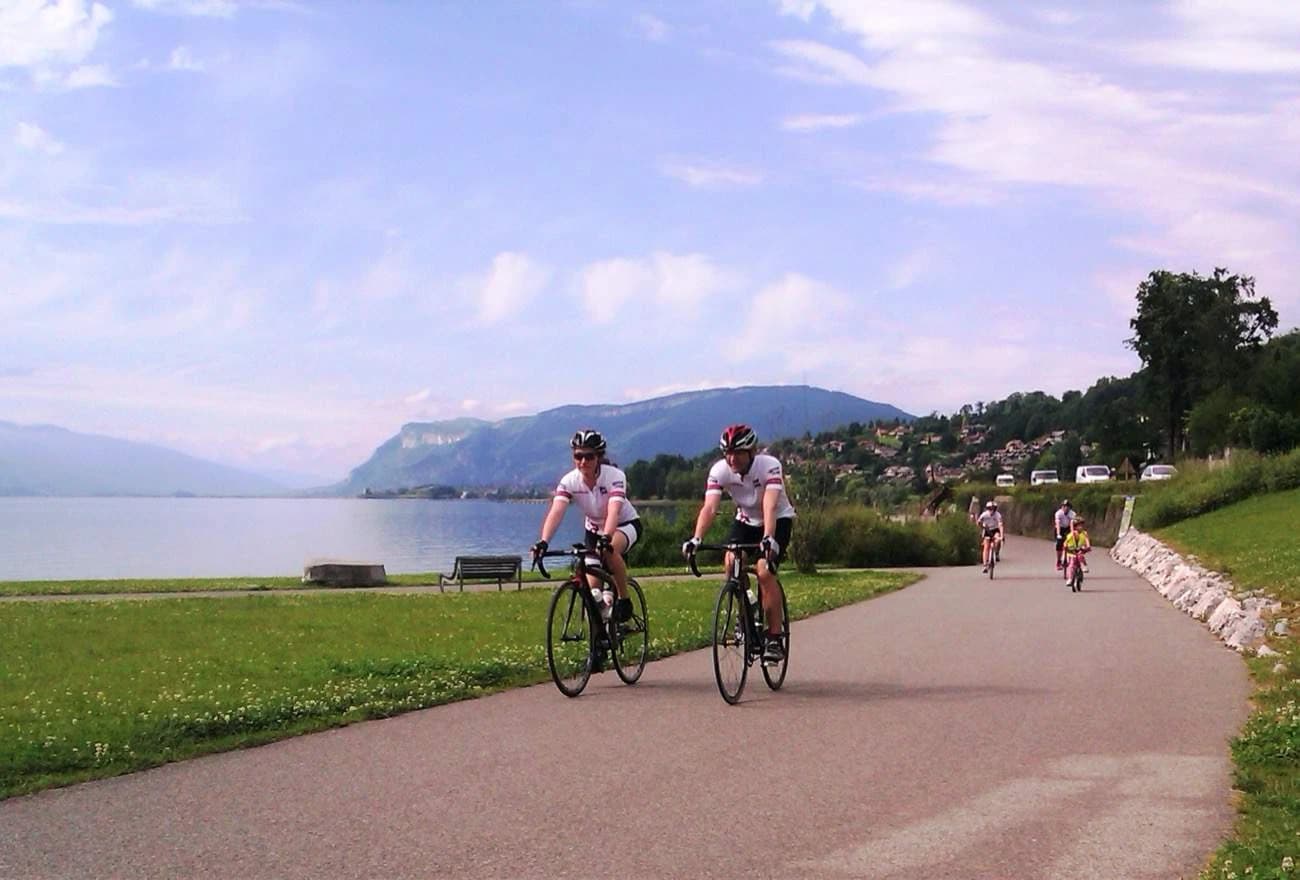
{"left": 583, "top": 519, "right": 642, "bottom": 557}
{"left": 725, "top": 517, "right": 794, "bottom": 570}
{"left": 982, "top": 527, "right": 1000, "bottom": 539}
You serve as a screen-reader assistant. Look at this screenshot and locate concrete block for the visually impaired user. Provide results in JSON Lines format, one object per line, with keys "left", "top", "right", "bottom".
{"left": 302, "top": 560, "right": 387, "bottom": 587}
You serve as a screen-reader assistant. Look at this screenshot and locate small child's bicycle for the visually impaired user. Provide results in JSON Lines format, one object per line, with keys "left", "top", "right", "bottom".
{"left": 533, "top": 545, "right": 648, "bottom": 697}
{"left": 1064, "top": 547, "right": 1088, "bottom": 592}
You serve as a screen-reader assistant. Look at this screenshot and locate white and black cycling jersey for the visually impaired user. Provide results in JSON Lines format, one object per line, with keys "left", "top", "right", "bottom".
{"left": 1054, "top": 508, "right": 1076, "bottom": 532}
{"left": 553, "top": 465, "right": 638, "bottom": 532}
{"left": 976, "top": 510, "right": 1003, "bottom": 532}
{"left": 705, "top": 453, "right": 796, "bottom": 525}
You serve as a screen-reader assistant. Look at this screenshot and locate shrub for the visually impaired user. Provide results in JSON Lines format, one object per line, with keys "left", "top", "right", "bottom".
{"left": 1133, "top": 447, "right": 1300, "bottom": 529}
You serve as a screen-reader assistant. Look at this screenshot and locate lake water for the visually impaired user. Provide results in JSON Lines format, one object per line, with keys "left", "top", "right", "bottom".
{"left": 0, "top": 497, "right": 596, "bottom": 581}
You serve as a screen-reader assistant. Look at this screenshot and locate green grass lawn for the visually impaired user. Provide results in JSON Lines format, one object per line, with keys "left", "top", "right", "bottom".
{"left": 1152, "top": 487, "right": 1299, "bottom": 880}
{"left": 0, "top": 566, "right": 726, "bottom": 597}
{"left": 1156, "top": 487, "right": 1300, "bottom": 605}
{"left": 0, "top": 569, "right": 914, "bottom": 799}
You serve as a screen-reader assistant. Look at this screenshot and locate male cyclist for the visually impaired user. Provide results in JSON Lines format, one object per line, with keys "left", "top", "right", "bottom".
{"left": 1062, "top": 516, "right": 1091, "bottom": 582}
{"left": 976, "top": 500, "right": 1003, "bottom": 573}
{"left": 532, "top": 430, "right": 641, "bottom": 627}
{"left": 1053, "top": 499, "right": 1076, "bottom": 570}
{"left": 682, "top": 424, "right": 796, "bottom": 665}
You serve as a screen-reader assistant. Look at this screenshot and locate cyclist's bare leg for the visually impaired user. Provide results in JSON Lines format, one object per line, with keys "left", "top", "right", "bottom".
{"left": 982, "top": 537, "right": 991, "bottom": 567}
{"left": 603, "top": 531, "right": 630, "bottom": 599}
{"left": 756, "top": 558, "right": 784, "bottom": 637}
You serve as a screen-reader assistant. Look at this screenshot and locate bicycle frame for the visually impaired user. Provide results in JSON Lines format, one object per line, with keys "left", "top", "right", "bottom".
{"left": 689, "top": 542, "right": 767, "bottom": 657}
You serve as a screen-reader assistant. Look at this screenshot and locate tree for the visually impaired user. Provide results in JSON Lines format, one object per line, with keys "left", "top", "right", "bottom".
{"left": 1126, "top": 268, "right": 1278, "bottom": 456}
{"left": 1186, "top": 387, "right": 1245, "bottom": 457}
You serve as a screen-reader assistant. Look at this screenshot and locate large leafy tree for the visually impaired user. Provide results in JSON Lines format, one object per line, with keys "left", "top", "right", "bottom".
{"left": 1126, "top": 268, "right": 1277, "bottom": 456}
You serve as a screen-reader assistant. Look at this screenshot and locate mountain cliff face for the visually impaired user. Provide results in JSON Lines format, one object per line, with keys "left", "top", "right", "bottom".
{"left": 0, "top": 421, "right": 284, "bottom": 497}
{"left": 335, "top": 385, "right": 912, "bottom": 493}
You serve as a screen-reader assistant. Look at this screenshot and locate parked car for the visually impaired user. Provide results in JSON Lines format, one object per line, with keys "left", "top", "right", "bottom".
{"left": 1076, "top": 465, "right": 1112, "bottom": 483}
{"left": 1030, "top": 469, "right": 1059, "bottom": 486}
{"left": 1140, "top": 463, "right": 1179, "bottom": 482}
{"left": 995, "top": 473, "right": 1016, "bottom": 488}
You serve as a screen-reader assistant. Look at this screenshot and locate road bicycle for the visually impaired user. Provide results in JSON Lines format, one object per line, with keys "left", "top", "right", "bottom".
{"left": 687, "top": 542, "right": 789, "bottom": 705}
{"left": 982, "top": 532, "right": 999, "bottom": 579}
{"left": 533, "top": 545, "right": 648, "bottom": 697}
{"left": 1064, "top": 547, "right": 1088, "bottom": 592}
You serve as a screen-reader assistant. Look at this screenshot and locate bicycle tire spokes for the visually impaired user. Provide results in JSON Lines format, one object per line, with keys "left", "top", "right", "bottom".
{"left": 761, "top": 584, "right": 790, "bottom": 691}
{"left": 612, "top": 579, "right": 649, "bottom": 685}
{"left": 546, "top": 581, "right": 594, "bottom": 698}
{"left": 712, "top": 582, "right": 748, "bottom": 704}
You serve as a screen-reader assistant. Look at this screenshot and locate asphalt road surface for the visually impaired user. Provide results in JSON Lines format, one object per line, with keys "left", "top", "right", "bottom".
{"left": 0, "top": 536, "right": 1249, "bottom": 880}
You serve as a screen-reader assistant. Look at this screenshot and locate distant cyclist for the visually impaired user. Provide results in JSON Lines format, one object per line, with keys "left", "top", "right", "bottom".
{"left": 1053, "top": 499, "right": 1076, "bottom": 570}
{"left": 976, "top": 500, "right": 1003, "bottom": 573}
{"left": 682, "top": 424, "right": 795, "bottom": 665}
{"left": 531, "top": 430, "right": 641, "bottom": 625}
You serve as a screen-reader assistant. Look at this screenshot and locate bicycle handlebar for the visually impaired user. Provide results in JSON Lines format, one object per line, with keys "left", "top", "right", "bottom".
{"left": 530, "top": 544, "right": 605, "bottom": 580}
{"left": 684, "top": 542, "right": 765, "bottom": 579}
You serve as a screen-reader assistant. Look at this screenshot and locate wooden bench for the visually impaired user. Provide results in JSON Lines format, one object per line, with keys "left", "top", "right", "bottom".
{"left": 438, "top": 555, "right": 523, "bottom": 592}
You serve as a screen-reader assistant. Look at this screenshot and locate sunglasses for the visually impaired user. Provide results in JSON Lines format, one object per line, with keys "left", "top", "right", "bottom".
{"left": 573, "top": 452, "right": 597, "bottom": 461}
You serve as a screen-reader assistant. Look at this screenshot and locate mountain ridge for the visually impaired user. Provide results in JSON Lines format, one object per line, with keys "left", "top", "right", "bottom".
{"left": 334, "top": 385, "right": 913, "bottom": 494}
{"left": 0, "top": 420, "right": 285, "bottom": 497}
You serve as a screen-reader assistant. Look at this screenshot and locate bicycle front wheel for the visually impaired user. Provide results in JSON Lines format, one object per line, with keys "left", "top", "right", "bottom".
{"left": 1072, "top": 566, "right": 1084, "bottom": 592}
{"left": 613, "top": 578, "right": 648, "bottom": 685}
{"left": 712, "top": 581, "right": 748, "bottom": 705}
{"left": 546, "top": 581, "right": 594, "bottom": 698}
{"left": 761, "top": 581, "right": 790, "bottom": 691}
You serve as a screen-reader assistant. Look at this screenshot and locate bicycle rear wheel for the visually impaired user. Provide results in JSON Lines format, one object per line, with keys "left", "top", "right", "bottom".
{"left": 712, "top": 580, "right": 748, "bottom": 705}
{"left": 546, "top": 581, "right": 594, "bottom": 697}
{"left": 613, "top": 578, "right": 648, "bottom": 685}
{"left": 761, "top": 581, "right": 790, "bottom": 690}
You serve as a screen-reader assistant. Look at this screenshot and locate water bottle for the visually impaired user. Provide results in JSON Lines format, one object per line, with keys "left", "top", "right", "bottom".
{"left": 600, "top": 589, "right": 614, "bottom": 621}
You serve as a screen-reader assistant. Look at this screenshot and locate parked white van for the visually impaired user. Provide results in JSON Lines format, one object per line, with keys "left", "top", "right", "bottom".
{"left": 995, "top": 473, "right": 1016, "bottom": 488}
{"left": 1076, "top": 465, "right": 1112, "bottom": 483}
{"left": 1030, "top": 469, "right": 1059, "bottom": 486}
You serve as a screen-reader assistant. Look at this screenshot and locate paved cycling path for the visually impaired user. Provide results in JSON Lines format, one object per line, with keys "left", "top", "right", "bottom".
{"left": 0, "top": 536, "right": 1249, "bottom": 879}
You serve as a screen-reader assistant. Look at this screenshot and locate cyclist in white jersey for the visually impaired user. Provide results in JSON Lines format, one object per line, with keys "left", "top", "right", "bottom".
{"left": 1053, "top": 499, "right": 1076, "bottom": 570}
{"left": 682, "top": 423, "right": 795, "bottom": 665}
{"left": 976, "top": 501, "right": 1003, "bottom": 572}
{"left": 531, "top": 430, "right": 641, "bottom": 624}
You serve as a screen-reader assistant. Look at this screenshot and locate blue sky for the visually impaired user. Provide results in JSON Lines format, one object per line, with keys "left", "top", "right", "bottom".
{"left": 3, "top": 0, "right": 1298, "bottom": 483}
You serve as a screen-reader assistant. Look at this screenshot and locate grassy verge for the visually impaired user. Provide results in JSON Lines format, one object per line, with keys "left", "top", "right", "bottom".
{"left": 1151, "top": 488, "right": 1299, "bottom": 879}
{"left": 0, "top": 566, "right": 728, "bottom": 598}
{"left": 0, "top": 569, "right": 915, "bottom": 799}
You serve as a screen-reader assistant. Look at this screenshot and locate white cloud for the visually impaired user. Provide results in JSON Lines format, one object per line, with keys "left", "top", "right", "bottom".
{"left": 578, "top": 257, "right": 654, "bottom": 324}
{"left": 781, "top": 113, "right": 864, "bottom": 132}
{"left": 63, "top": 63, "right": 114, "bottom": 86}
{"left": 888, "top": 247, "right": 933, "bottom": 290}
{"left": 404, "top": 388, "right": 431, "bottom": 405}
{"left": 168, "top": 45, "right": 204, "bottom": 71}
{"left": 0, "top": 0, "right": 112, "bottom": 68}
{"left": 577, "top": 252, "right": 735, "bottom": 323}
{"left": 636, "top": 13, "right": 667, "bottom": 42}
{"left": 14, "top": 121, "right": 64, "bottom": 154}
{"left": 473, "top": 251, "right": 549, "bottom": 324}
{"left": 776, "top": 1, "right": 1300, "bottom": 311}
{"left": 775, "top": 0, "right": 816, "bottom": 21}
{"left": 660, "top": 159, "right": 763, "bottom": 189}
{"left": 853, "top": 175, "right": 1001, "bottom": 206}
{"left": 734, "top": 273, "right": 852, "bottom": 369}
{"left": 131, "top": 0, "right": 237, "bottom": 17}
{"left": 1136, "top": 0, "right": 1300, "bottom": 73}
